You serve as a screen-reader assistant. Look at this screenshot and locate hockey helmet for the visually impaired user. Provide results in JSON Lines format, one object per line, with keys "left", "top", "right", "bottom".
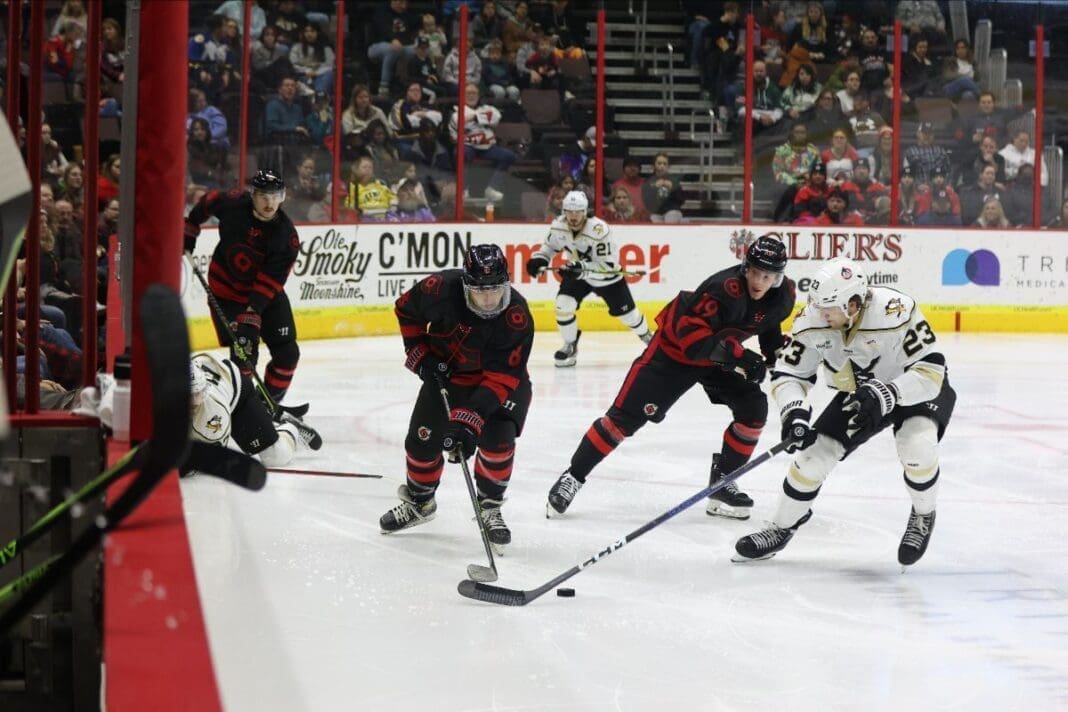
{"left": 743, "top": 235, "right": 788, "bottom": 287}
{"left": 462, "top": 244, "right": 511, "bottom": 318}
{"left": 808, "top": 258, "right": 869, "bottom": 326}
{"left": 562, "top": 190, "right": 589, "bottom": 213}
{"left": 249, "top": 169, "right": 285, "bottom": 195}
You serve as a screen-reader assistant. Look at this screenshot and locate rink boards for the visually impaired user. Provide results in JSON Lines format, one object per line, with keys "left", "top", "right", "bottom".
{"left": 182, "top": 222, "right": 1068, "bottom": 348}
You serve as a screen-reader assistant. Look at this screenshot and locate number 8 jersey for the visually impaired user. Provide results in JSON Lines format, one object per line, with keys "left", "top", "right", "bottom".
{"left": 771, "top": 286, "right": 948, "bottom": 409}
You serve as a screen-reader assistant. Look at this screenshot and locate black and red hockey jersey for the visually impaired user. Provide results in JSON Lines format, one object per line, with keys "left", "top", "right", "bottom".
{"left": 396, "top": 270, "right": 534, "bottom": 422}
{"left": 654, "top": 264, "right": 797, "bottom": 367}
{"left": 185, "top": 189, "right": 300, "bottom": 313}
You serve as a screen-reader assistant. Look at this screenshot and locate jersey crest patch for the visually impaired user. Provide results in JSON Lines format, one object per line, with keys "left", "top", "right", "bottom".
{"left": 506, "top": 305, "right": 529, "bottom": 331}
{"left": 206, "top": 415, "right": 223, "bottom": 434}
{"left": 592, "top": 223, "right": 605, "bottom": 235}
{"left": 643, "top": 403, "right": 658, "bottom": 417}
{"left": 724, "top": 277, "right": 743, "bottom": 299}
{"left": 417, "top": 426, "right": 432, "bottom": 441}
{"left": 421, "top": 274, "right": 443, "bottom": 295}
{"left": 885, "top": 297, "right": 906, "bottom": 316}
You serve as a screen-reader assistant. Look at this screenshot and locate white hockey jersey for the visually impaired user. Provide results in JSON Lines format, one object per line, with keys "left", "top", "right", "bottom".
{"left": 533, "top": 215, "right": 621, "bottom": 287}
{"left": 771, "top": 286, "right": 947, "bottom": 412}
{"left": 191, "top": 352, "right": 243, "bottom": 447}
{"left": 448, "top": 103, "right": 501, "bottom": 149}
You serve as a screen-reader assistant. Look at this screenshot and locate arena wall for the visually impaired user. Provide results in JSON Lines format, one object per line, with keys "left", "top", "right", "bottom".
{"left": 182, "top": 224, "right": 1068, "bottom": 349}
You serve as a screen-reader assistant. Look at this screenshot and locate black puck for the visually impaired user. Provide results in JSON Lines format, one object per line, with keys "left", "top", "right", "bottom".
{"left": 556, "top": 587, "right": 576, "bottom": 597}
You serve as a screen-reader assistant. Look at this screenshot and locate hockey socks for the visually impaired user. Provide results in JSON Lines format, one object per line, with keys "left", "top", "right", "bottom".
{"left": 569, "top": 416, "right": 627, "bottom": 481}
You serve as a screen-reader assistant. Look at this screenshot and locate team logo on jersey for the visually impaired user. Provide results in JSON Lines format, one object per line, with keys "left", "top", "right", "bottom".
{"left": 840, "top": 266, "right": 854, "bottom": 279}
{"left": 753, "top": 311, "right": 766, "bottom": 323}
{"left": 421, "top": 275, "right": 443, "bottom": 295}
{"left": 724, "top": 277, "right": 743, "bottom": 298}
{"left": 884, "top": 298, "right": 906, "bottom": 316}
{"left": 593, "top": 223, "right": 604, "bottom": 235}
{"left": 643, "top": 403, "right": 658, "bottom": 417}
{"left": 417, "top": 426, "right": 432, "bottom": 441}
{"left": 506, "top": 305, "right": 529, "bottom": 330}
{"left": 206, "top": 415, "right": 223, "bottom": 433}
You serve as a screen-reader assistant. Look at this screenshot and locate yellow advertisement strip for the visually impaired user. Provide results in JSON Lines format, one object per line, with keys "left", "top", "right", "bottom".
{"left": 187, "top": 302, "right": 1068, "bottom": 350}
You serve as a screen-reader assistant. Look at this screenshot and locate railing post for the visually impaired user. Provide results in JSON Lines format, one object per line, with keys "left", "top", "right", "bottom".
{"left": 890, "top": 20, "right": 902, "bottom": 227}
{"left": 595, "top": 3, "right": 606, "bottom": 218}
{"left": 238, "top": 0, "right": 252, "bottom": 190}
{"left": 742, "top": 13, "right": 753, "bottom": 224}
{"left": 332, "top": 2, "right": 345, "bottom": 223}
{"left": 25, "top": 0, "right": 45, "bottom": 413}
{"left": 3, "top": 0, "right": 19, "bottom": 411}
{"left": 82, "top": 0, "right": 102, "bottom": 387}
{"left": 455, "top": 5, "right": 468, "bottom": 221}
{"left": 1033, "top": 24, "right": 1044, "bottom": 229}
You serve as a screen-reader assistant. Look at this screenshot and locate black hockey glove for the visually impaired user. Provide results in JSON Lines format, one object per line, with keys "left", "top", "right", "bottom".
{"left": 404, "top": 343, "right": 451, "bottom": 384}
{"left": 734, "top": 349, "right": 767, "bottom": 384}
{"left": 183, "top": 220, "right": 200, "bottom": 253}
{"left": 442, "top": 408, "right": 483, "bottom": 460}
{"left": 559, "top": 261, "right": 585, "bottom": 279}
{"left": 845, "top": 379, "right": 898, "bottom": 440}
{"left": 525, "top": 256, "right": 549, "bottom": 278}
{"left": 230, "top": 311, "right": 261, "bottom": 360}
{"left": 780, "top": 406, "right": 817, "bottom": 453}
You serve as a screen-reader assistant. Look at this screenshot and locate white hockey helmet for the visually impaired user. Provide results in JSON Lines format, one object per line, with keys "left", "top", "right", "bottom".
{"left": 808, "top": 258, "right": 868, "bottom": 324}
{"left": 562, "top": 190, "right": 589, "bottom": 213}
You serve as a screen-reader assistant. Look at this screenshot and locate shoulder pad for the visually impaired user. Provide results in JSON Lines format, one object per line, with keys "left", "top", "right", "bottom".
{"left": 861, "top": 287, "right": 916, "bottom": 330}
{"left": 584, "top": 218, "right": 610, "bottom": 240}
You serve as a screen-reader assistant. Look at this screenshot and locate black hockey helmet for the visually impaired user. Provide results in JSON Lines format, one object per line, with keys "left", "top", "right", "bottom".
{"left": 249, "top": 169, "right": 285, "bottom": 194}
{"left": 462, "top": 244, "right": 511, "bottom": 318}
{"left": 745, "top": 235, "right": 788, "bottom": 274}
{"left": 463, "top": 244, "right": 510, "bottom": 288}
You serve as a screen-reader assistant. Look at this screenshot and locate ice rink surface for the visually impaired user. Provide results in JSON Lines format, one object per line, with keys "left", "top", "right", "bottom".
{"left": 181, "top": 331, "right": 1068, "bottom": 712}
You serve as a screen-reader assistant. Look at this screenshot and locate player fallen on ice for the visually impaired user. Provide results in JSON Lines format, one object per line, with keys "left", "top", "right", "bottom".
{"left": 733, "top": 258, "right": 955, "bottom": 566}
{"left": 525, "top": 190, "right": 652, "bottom": 366}
{"left": 547, "top": 235, "right": 796, "bottom": 520}
{"left": 380, "top": 244, "right": 535, "bottom": 548}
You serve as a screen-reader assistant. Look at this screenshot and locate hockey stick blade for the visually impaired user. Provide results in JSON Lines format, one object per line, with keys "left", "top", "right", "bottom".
{"left": 182, "top": 441, "right": 267, "bottom": 491}
{"left": 277, "top": 402, "right": 310, "bottom": 419}
{"left": 456, "top": 440, "right": 791, "bottom": 606}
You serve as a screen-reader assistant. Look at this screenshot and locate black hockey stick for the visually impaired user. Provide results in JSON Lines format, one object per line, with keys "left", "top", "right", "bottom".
{"left": 268, "top": 467, "right": 383, "bottom": 479}
{"left": 436, "top": 376, "right": 498, "bottom": 584}
{"left": 457, "top": 439, "right": 793, "bottom": 606}
{"left": 542, "top": 265, "right": 657, "bottom": 279}
{"left": 184, "top": 255, "right": 315, "bottom": 427}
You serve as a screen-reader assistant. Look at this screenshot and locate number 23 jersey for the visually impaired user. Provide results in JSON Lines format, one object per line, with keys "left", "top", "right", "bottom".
{"left": 772, "top": 286, "right": 948, "bottom": 409}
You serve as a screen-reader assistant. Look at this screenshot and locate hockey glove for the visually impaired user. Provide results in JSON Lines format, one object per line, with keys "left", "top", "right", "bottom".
{"left": 845, "top": 379, "right": 898, "bottom": 440}
{"left": 404, "top": 343, "right": 451, "bottom": 384}
{"left": 559, "top": 261, "right": 585, "bottom": 279}
{"left": 183, "top": 220, "right": 200, "bottom": 253}
{"left": 442, "top": 408, "right": 483, "bottom": 460}
{"left": 781, "top": 406, "right": 817, "bottom": 453}
{"left": 734, "top": 349, "right": 767, "bottom": 384}
{"left": 525, "top": 256, "right": 549, "bottom": 278}
{"left": 230, "top": 311, "right": 262, "bottom": 360}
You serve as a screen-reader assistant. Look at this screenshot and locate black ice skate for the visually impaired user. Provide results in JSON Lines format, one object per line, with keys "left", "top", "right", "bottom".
{"left": 898, "top": 507, "right": 936, "bottom": 566}
{"left": 281, "top": 411, "right": 323, "bottom": 450}
{"left": 380, "top": 485, "right": 437, "bottom": 533}
{"left": 732, "top": 510, "right": 812, "bottom": 562}
{"left": 546, "top": 469, "right": 583, "bottom": 517}
{"left": 705, "top": 454, "right": 754, "bottom": 520}
{"left": 554, "top": 331, "right": 581, "bottom": 367}
{"left": 478, "top": 497, "right": 511, "bottom": 549}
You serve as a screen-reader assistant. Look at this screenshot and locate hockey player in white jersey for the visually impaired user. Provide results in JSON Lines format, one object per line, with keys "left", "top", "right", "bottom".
{"left": 524, "top": 190, "right": 652, "bottom": 366}
{"left": 733, "top": 258, "right": 956, "bottom": 566}
{"left": 187, "top": 352, "right": 311, "bottom": 472}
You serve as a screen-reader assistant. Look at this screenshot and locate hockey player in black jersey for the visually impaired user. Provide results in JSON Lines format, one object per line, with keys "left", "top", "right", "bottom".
{"left": 184, "top": 170, "right": 302, "bottom": 404}
{"left": 380, "top": 244, "right": 535, "bottom": 547}
{"left": 547, "top": 235, "right": 796, "bottom": 520}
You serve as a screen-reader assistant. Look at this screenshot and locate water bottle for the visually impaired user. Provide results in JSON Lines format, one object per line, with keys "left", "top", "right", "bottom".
{"left": 112, "top": 354, "right": 131, "bottom": 442}
{"left": 485, "top": 202, "right": 495, "bottom": 222}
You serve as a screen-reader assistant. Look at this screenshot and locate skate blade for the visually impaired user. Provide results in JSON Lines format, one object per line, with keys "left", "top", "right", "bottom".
{"left": 705, "top": 503, "right": 752, "bottom": 520}
{"left": 491, "top": 542, "right": 507, "bottom": 556}
{"left": 379, "top": 512, "right": 436, "bottom": 535}
{"left": 545, "top": 501, "right": 567, "bottom": 519}
{"left": 553, "top": 358, "right": 577, "bottom": 368}
{"left": 730, "top": 551, "right": 776, "bottom": 563}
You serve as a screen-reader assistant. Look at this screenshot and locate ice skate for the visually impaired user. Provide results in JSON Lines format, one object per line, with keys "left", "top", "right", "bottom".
{"left": 732, "top": 510, "right": 812, "bottom": 562}
{"left": 380, "top": 485, "right": 437, "bottom": 533}
{"left": 281, "top": 411, "right": 322, "bottom": 450}
{"left": 554, "top": 331, "right": 581, "bottom": 367}
{"left": 478, "top": 497, "right": 511, "bottom": 551}
{"left": 898, "top": 508, "right": 936, "bottom": 567}
{"left": 546, "top": 469, "right": 583, "bottom": 517}
{"left": 705, "top": 454, "right": 754, "bottom": 520}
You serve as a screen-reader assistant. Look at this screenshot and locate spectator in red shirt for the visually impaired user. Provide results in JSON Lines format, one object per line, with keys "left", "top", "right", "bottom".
{"left": 837, "top": 157, "right": 887, "bottom": 221}
{"left": 611, "top": 156, "right": 646, "bottom": 213}
{"left": 914, "top": 165, "right": 961, "bottom": 218}
{"left": 792, "top": 161, "right": 832, "bottom": 223}
{"left": 45, "top": 20, "right": 84, "bottom": 80}
{"left": 814, "top": 187, "right": 865, "bottom": 225}
{"left": 97, "top": 154, "right": 120, "bottom": 210}
{"left": 605, "top": 185, "right": 650, "bottom": 223}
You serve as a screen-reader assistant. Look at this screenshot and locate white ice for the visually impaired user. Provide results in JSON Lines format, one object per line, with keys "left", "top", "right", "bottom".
{"left": 181, "top": 331, "right": 1068, "bottom": 712}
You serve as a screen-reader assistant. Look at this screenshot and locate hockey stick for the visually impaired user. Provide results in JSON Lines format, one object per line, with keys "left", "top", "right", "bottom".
{"left": 457, "top": 438, "right": 794, "bottom": 606}
{"left": 436, "top": 376, "right": 498, "bottom": 584}
{"left": 546, "top": 265, "right": 657, "bottom": 279}
{"left": 268, "top": 467, "right": 384, "bottom": 479}
{"left": 184, "top": 254, "right": 315, "bottom": 427}
{"left": 0, "top": 285, "right": 192, "bottom": 631}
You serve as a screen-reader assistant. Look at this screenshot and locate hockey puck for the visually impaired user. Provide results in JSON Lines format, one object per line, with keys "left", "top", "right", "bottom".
{"left": 556, "top": 587, "right": 576, "bottom": 597}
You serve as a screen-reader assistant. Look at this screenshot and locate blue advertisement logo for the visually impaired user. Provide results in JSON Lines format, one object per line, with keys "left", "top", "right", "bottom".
{"left": 942, "top": 249, "right": 1000, "bottom": 286}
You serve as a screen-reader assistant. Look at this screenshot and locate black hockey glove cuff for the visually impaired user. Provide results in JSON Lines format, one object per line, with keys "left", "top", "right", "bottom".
{"left": 525, "top": 256, "right": 549, "bottom": 278}
{"left": 404, "top": 343, "right": 451, "bottom": 383}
